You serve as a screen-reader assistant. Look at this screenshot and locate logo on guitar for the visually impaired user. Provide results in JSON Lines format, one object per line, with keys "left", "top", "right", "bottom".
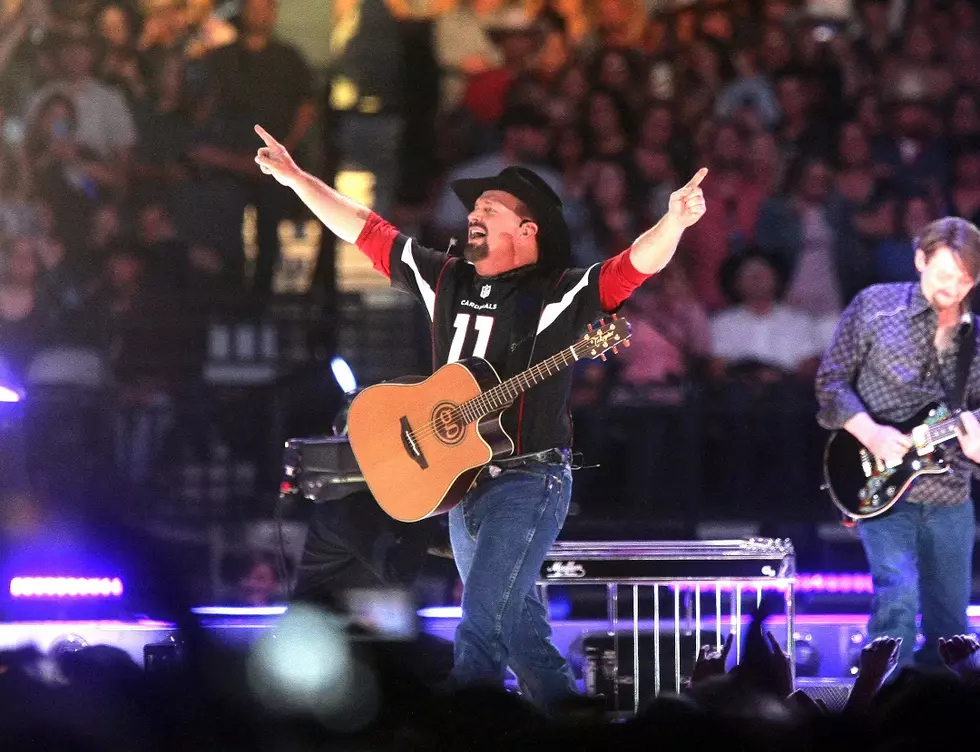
{"left": 480, "top": 284, "right": 492, "bottom": 299}
{"left": 545, "top": 561, "right": 586, "bottom": 579}
{"left": 432, "top": 401, "right": 465, "bottom": 445}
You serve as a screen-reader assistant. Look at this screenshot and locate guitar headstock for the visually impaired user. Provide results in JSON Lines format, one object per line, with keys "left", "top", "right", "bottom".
{"left": 578, "top": 314, "right": 632, "bottom": 361}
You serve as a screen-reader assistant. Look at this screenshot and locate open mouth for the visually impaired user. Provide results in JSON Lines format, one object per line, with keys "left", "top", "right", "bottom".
{"left": 468, "top": 226, "right": 487, "bottom": 241}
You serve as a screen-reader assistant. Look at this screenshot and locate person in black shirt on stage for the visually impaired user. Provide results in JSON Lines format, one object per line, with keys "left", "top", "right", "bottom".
{"left": 816, "top": 217, "right": 980, "bottom": 669}
{"left": 207, "top": 0, "right": 316, "bottom": 297}
{"left": 254, "top": 123, "right": 707, "bottom": 712}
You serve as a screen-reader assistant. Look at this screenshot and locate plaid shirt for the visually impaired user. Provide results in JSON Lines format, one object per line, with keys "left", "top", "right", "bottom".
{"left": 815, "top": 282, "right": 980, "bottom": 505}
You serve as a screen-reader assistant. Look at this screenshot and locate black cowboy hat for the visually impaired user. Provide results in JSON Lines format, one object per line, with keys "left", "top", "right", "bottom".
{"left": 451, "top": 165, "right": 572, "bottom": 270}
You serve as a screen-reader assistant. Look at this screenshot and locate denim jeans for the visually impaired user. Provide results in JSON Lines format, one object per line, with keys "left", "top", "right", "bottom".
{"left": 857, "top": 499, "right": 975, "bottom": 667}
{"left": 448, "top": 461, "right": 578, "bottom": 711}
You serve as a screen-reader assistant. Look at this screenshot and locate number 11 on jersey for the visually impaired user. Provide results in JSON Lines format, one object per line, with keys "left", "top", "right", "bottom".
{"left": 447, "top": 313, "right": 495, "bottom": 362}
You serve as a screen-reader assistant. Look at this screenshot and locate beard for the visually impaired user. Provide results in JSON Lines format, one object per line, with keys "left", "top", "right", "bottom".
{"left": 928, "top": 289, "right": 961, "bottom": 312}
{"left": 463, "top": 239, "right": 489, "bottom": 262}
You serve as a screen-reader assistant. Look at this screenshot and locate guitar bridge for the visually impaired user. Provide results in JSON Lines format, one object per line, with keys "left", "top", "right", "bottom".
{"left": 400, "top": 416, "right": 428, "bottom": 470}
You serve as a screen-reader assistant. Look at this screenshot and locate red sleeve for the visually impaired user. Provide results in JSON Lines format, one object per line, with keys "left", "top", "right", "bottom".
{"left": 598, "top": 248, "right": 653, "bottom": 311}
{"left": 354, "top": 212, "right": 400, "bottom": 278}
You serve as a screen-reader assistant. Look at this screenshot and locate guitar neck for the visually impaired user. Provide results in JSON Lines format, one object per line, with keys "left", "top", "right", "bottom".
{"left": 925, "top": 407, "right": 980, "bottom": 446}
{"left": 463, "top": 346, "right": 581, "bottom": 421}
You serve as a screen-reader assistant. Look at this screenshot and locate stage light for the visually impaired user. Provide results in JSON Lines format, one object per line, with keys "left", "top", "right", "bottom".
{"left": 9, "top": 576, "right": 124, "bottom": 598}
{"left": 191, "top": 606, "right": 287, "bottom": 617}
{"left": 417, "top": 606, "right": 462, "bottom": 619}
{"left": 797, "top": 573, "right": 873, "bottom": 594}
{"left": 330, "top": 356, "right": 357, "bottom": 394}
{"left": 0, "top": 355, "right": 24, "bottom": 402}
{"left": 0, "top": 385, "right": 21, "bottom": 402}
{"left": 666, "top": 573, "right": 875, "bottom": 594}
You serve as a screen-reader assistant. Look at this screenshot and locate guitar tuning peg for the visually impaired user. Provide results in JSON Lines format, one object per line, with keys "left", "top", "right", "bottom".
{"left": 623, "top": 340, "right": 631, "bottom": 348}
{"left": 600, "top": 354, "right": 607, "bottom": 362}
{"left": 612, "top": 346, "right": 619, "bottom": 355}
{"left": 611, "top": 313, "right": 618, "bottom": 320}
{"left": 587, "top": 323, "right": 593, "bottom": 331}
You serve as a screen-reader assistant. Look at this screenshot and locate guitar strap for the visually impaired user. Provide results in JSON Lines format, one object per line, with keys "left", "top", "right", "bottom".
{"left": 505, "top": 270, "right": 548, "bottom": 379}
{"left": 945, "top": 315, "right": 977, "bottom": 413}
{"left": 504, "top": 270, "right": 550, "bottom": 455}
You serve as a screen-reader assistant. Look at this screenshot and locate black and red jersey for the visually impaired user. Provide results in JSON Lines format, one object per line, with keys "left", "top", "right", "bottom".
{"left": 356, "top": 213, "right": 651, "bottom": 454}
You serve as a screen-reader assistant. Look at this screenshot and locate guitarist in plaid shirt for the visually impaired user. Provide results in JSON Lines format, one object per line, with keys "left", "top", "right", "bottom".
{"left": 816, "top": 217, "right": 980, "bottom": 668}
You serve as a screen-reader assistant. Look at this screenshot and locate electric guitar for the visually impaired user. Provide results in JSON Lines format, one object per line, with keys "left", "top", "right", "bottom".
{"left": 346, "top": 316, "right": 632, "bottom": 522}
{"left": 822, "top": 401, "right": 971, "bottom": 520}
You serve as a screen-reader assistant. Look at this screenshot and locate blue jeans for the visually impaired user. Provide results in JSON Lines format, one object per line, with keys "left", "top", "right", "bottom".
{"left": 448, "top": 461, "right": 578, "bottom": 710}
{"left": 857, "top": 499, "right": 975, "bottom": 667}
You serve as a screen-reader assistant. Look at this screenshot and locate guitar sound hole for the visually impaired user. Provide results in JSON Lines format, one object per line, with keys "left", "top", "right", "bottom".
{"left": 432, "top": 401, "right": 466, "bottom": 445}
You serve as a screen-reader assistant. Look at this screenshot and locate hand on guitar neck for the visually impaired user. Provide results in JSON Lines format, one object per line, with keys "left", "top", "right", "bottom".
{"left": 953, "top": 410, "right": 980, "bottom": 463}
{"left": 845, "top": 412, "right": 913, "bottom": 465}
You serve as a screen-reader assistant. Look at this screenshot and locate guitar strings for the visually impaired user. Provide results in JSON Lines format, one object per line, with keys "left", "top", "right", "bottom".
{"left": 405, "top": 348, "right": 581, "bottom": 446}
{"left": 403, "top": 324, "right": 625, "bottom": 447}
{"left": 925, "top": 411, "right": 972, "bottom": 443}
{"left": 405, "top": 355, "right": 568, "bottom": 445}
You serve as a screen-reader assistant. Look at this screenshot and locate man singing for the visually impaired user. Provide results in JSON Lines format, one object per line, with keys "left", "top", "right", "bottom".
{"left": 254, "top": 123, "right": 707, "bottom": 711}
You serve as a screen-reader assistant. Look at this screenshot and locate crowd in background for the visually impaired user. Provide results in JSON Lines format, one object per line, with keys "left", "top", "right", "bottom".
{"left": 0, "top": 0, "right": 327, "bottom": 538}
{"left": 0, "top": 0, "right": 317, "bottom": 376}
{"left": 0, "top": 0, "right": 979, "bottom": 597}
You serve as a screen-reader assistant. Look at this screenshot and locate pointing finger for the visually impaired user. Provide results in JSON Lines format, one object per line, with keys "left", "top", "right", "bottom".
{"left": 682, "top": 167, "right": 709, "bottom": 191}
{"left": 254, "top": 124, "right": 281, "bottom": 148}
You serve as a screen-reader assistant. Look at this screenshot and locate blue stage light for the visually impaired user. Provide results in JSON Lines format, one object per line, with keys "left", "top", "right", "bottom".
{"left": 330, "top": 356, "right": 357, "bottom": 394}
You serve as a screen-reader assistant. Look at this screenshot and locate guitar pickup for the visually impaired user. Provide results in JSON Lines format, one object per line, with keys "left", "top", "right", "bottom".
{"left": 860, "top": 449, "right": 873, "bottom": 478}
{"left": 911, "top": 424, "right": 933, "bottom": 455}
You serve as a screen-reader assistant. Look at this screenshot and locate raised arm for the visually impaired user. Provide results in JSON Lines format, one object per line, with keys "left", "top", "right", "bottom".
{"left": 254, "top": 124, "right": 369, "bottom": 244}
{"left": 628, "top": 167, "right": 708, "bottom": 274}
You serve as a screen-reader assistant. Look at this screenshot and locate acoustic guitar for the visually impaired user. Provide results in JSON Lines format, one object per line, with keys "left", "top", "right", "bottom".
{"left": 346, "top": 316, "right": 632, "bottom": 522}
{"left": 822, "top": 401, "right": 970, "bottom": 520}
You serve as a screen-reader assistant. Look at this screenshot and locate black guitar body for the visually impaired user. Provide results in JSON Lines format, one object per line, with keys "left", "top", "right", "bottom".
{"left": 823, "top": 403, "right": 952, "bottom": 520}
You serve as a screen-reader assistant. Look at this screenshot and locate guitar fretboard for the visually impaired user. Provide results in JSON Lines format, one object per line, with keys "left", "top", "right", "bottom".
{"left": 458, "top": 345, "right": 582, "bottom": 424}
{"left": 926, "top": 407, "right": 980, "bottom": 445}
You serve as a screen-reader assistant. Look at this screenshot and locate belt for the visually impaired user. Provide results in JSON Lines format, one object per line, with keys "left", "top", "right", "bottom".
{"left": 489, "top": 448, "right": 571, "bottom": 473}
